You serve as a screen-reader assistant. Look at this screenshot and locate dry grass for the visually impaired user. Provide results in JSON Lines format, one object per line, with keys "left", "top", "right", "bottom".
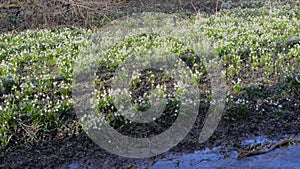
{"left": 0, "top": 0, "right": 226, "bottom": 33}
{"left": 0, "top": 0, "right": 129, "bottom": 32}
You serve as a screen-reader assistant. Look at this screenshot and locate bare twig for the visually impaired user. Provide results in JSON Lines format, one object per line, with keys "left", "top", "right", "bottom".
{"left": 190, "top": 1, "right": 198, "bottom": 13}
{"left": 238, "top": 136, "right": 300, "bottom": 159}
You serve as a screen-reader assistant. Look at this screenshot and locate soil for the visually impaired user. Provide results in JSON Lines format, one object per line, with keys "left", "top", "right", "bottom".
{"left": 0, "top": 0, "right": 299, "bottom": 169}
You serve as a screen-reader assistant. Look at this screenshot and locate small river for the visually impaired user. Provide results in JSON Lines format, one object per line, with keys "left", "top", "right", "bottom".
{"left": 62, "top": 135, "right": 300, "bottom": 169}
{"left": 151, "top": 140, "right": 300, "bottom": 169}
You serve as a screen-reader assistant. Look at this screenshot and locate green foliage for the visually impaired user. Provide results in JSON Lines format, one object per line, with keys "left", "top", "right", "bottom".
{"left": 0, "top": 28, "right": 89, "bottom": 147}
